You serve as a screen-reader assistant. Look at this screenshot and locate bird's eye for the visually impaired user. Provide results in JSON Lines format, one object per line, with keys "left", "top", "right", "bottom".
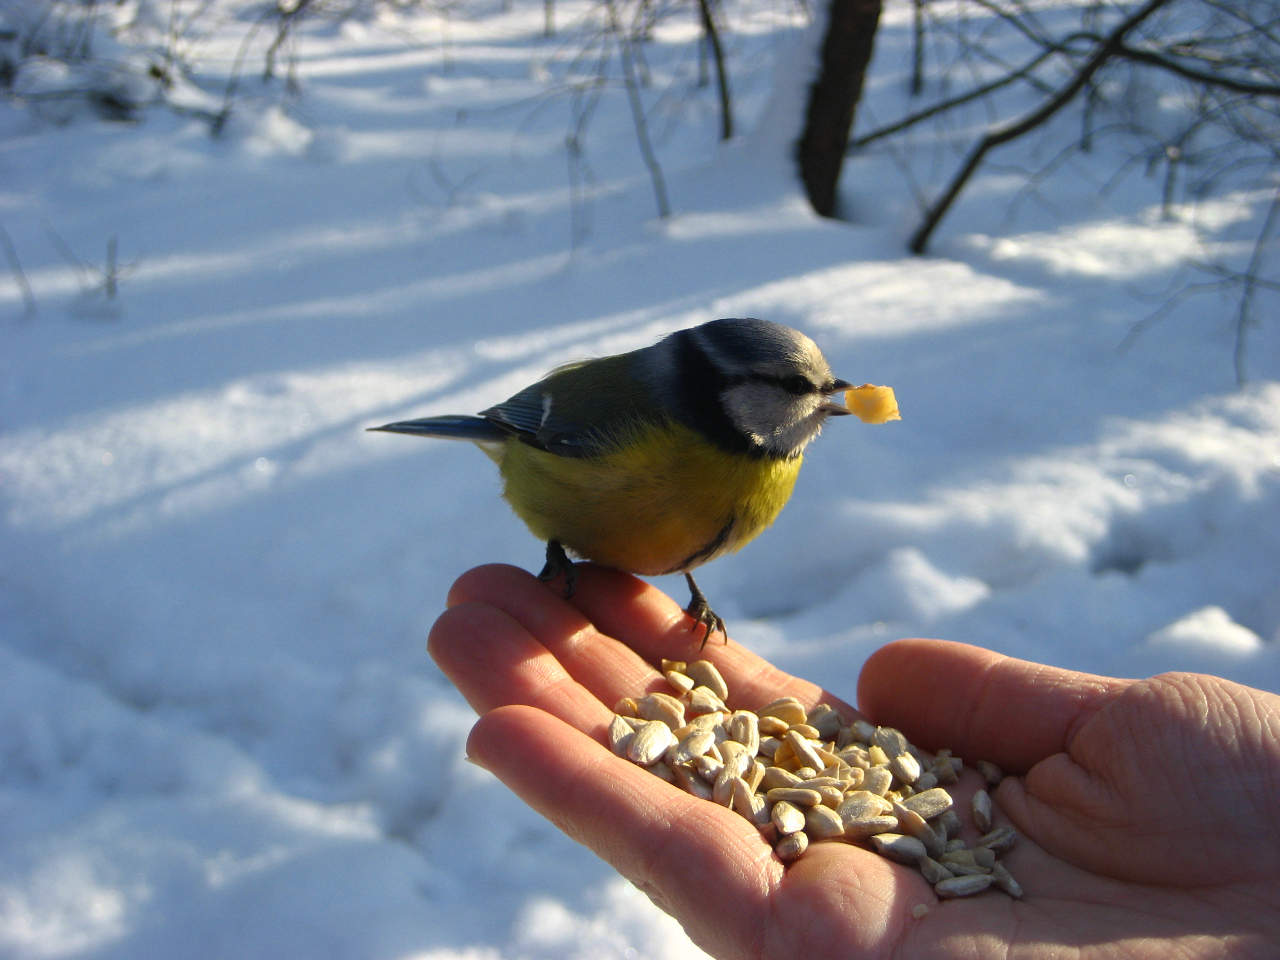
{"left": 780, "top": 375, "right": 812, "bottom": 395}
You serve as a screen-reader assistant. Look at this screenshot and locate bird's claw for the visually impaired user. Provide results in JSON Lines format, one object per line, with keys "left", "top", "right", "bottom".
{"left": 538, "top": 539, "right": 578, "bottom": 598}
{"left": 688, "top": 602, "right": 726, "bottom": 649}
{"left": 684, "top": 572, "right": 727, "bottom": 648}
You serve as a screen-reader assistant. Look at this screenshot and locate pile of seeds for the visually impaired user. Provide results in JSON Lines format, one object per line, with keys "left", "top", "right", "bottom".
{"left": 609, "top": 659, "right": 1023, "bottom": 901}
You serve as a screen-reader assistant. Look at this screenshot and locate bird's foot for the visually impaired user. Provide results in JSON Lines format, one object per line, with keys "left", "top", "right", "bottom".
{"left": 684, "top": 572, "right": 727, "bottom": 648}
{"left": 537, "top": 539, "right": 578, "bottom": 599}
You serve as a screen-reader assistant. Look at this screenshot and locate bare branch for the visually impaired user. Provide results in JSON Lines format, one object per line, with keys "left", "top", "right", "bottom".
{"left": 1114, "top": 43, "right": 1280, "bottom": 97}
{"left": 852, "top": 44, "right": 1058, "bottom": 149}
{"left": 910, "top": 0, "right": 1173, "bottom": 254}
{"left": 962, "top": 0, "right": 1057, "bottom": 49}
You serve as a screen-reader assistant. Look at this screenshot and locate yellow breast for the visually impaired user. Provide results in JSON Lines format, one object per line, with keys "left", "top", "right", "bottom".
{"left": 493, "top": 421, "right": 802, "bottom": 576}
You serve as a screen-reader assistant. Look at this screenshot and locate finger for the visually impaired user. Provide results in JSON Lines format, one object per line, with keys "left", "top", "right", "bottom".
{"left": 429, "top": 600, "right": 614, "bottom": 733}
{"left": 443, "top": 564, "right": 663, "bottom": 707}
{"left": 565, "top": 564, "right": 855, "bottom": 719}
{"left": 468, "top": 704, "right": 911, "bottom": 959}
{"left": 470, "top": 703, "right": 777, "bottom": 958}
{"left": 856, "top": 639, "right": 1130, "bottom": 773}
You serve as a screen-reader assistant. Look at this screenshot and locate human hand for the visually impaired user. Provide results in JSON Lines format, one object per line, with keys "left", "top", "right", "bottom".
{"left": 428, "top": 563, "right": 1280, "bottom": 960}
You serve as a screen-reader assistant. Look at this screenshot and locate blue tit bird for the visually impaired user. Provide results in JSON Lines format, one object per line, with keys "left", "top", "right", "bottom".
{"left": 370, "top": 318, "right": 855, "bottom": 644}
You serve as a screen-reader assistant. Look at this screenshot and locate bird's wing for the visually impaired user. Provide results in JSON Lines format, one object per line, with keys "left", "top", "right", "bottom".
{"left": 479, "top": 380, "right": 601, "bottom": 457}
{"left": 479, "top": 381, "right": 547, "bottom": 437}
{"left": 481, "top": 355, "right": 657, "bottom": 458}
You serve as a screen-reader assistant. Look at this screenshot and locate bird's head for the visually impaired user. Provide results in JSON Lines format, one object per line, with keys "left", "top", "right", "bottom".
{"left": 670, "top": 318, "right": 852, "bottom": 459}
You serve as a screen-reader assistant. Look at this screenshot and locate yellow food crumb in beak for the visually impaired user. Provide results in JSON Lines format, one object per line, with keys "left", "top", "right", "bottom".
{"left": 844, "top": 384, "right": 901, "bottom": 424}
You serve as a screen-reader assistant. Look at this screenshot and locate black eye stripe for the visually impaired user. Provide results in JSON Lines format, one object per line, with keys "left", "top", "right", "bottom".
{"left": 775, "top": 374, "right": 815, "bottom": 395}
{"left": 735, "top": 373, "right": 818, "bottom": 395}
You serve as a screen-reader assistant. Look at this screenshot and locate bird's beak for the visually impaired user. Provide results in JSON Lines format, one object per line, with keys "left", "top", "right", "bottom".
{"left": 821, "top": 378, "right": 853, "bottom": 416}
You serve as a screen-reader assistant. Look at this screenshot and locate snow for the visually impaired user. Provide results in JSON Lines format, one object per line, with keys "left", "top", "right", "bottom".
{"left": 0, "top": 0, "right": 1277, "bottom": 957}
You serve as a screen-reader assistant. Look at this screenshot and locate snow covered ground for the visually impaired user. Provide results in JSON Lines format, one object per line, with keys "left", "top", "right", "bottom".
{"left": 0, "top": 0, "right": 1277, "bottom": 956}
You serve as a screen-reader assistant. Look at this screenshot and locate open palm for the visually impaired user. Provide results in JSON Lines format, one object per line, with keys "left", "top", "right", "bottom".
{"left": 429, "top": 564, "right": 1280, "bottom": 960}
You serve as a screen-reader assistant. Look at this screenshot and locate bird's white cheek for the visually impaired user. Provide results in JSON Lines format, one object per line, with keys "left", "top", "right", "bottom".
{"left": 772, "top": 411, "right": 827, "bottom": 455}
{"left": 721, "top": 386, "right": 826, "bottom": 455}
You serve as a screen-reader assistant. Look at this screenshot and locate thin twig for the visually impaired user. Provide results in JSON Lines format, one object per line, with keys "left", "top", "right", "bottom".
{"left": 1231, "top": 187, "right": 1280, "bottom": 384}
{"left": 911, "top": 0, "right": 925, "bottom": 95}
{"left": 45, "top": 223, "right": 91, "bottom": 289}
{"left": 1118, "top": 277, "right": 1224, "bottom": 353}
{"left": 0, "top": 223, "right": 35, "bottom": 315}
{"left": 852, "top": 44, "right": 1058, "bottom": 149}
{"left": 605, "top": 0, "right": 670, "bottom": 217}
{"left": 1114, "top": 42, "right": 1280, "bottom": 97}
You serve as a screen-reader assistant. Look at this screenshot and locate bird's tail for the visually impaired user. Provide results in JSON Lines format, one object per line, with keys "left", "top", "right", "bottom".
{"left": 367, "top": 415, "right": 509, "bottom": 442}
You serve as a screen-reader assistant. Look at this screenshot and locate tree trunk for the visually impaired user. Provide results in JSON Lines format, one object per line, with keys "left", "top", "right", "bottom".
{"left": 796, "top": 0, "right": 883, "bottom": 218}
{"left": 696, "top": 0, "right": 734, "bottom": 140}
